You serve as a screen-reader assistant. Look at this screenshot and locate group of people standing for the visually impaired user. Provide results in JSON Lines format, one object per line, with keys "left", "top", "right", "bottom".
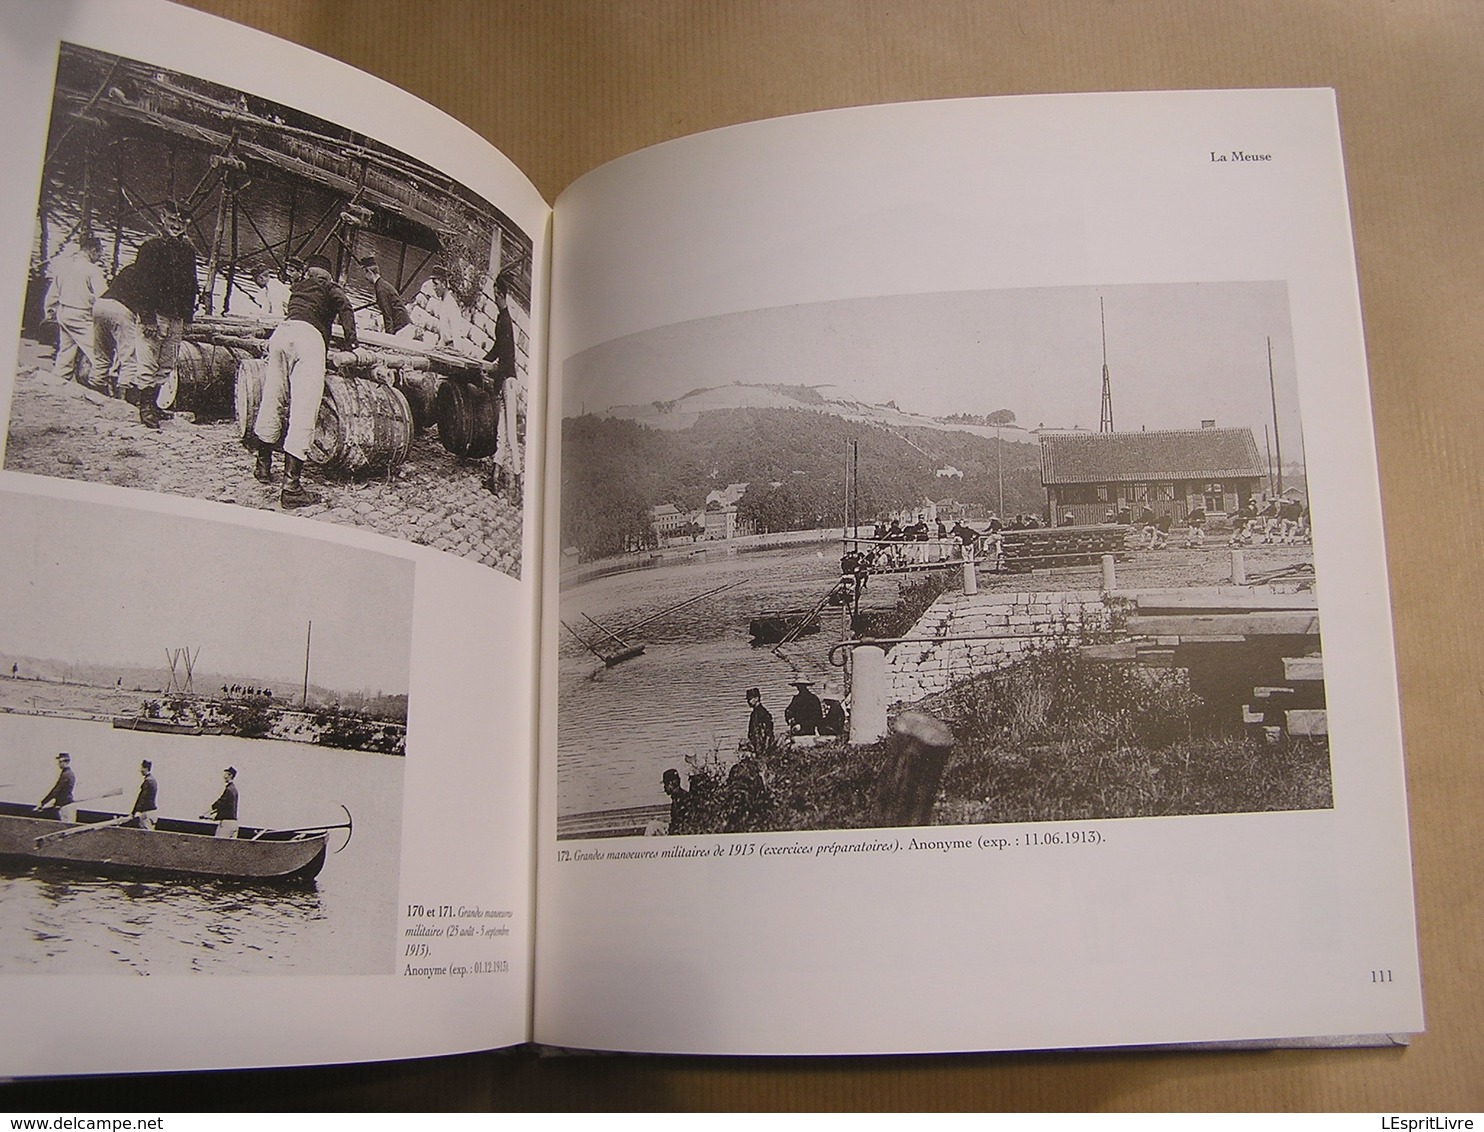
{"left": 38, "top": 201, "right": 524, "bottom": 510}
{"left": 35, "top": 752, "right": 240, "bottom": 838}
{"left": 743, "top": 679, "right": 846, "bottom": 753}
{"left": 43, "top": 199, "right": 198, "bottom": 429}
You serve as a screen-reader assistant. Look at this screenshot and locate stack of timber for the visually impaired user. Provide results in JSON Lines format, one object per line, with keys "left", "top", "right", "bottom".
{"left": 1083, "top": 589, "right": 1323, "bottom": 730}
{"left": 999, "top": 524, "right": 1130, "bottom": 572}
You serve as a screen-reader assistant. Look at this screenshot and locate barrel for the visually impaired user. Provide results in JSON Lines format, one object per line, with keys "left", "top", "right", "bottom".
{"left": 435, "top": 379, "right": 499, "bottom": 458}
{"left": 166, "top": 341, "right": 248, "bottom": 419}
{"left": 307, "top": 372, "right": 413, "bottom": 473}
{"left": 394, "top": 369, "right": 442, "bottom": 432}
{"left": 238, "top": 360, "right": 412, "bottom": 472}
{"left": 235, "top": 357, "right": 268, "bottom": 452}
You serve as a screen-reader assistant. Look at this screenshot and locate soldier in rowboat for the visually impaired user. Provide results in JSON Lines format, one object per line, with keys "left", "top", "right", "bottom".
{"left": 131, "top": 759, "right": 158, "bottom": 830}
{"left": 36, "top": 751, "right": 77, "bottom": 822}
{"left": 203, "top": 766, "right": 239, "bottom": 839}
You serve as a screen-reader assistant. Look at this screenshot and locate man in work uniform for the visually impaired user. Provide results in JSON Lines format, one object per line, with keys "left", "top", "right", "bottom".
{"left": 484, "top": 272, "right": 523, "bottom": 501}
{"left": 92, "top": 261, "right": 149, "bottom": 399}
{"left": 44, "top": 236, "right": 106, "bottom": 388}
{"left": 784, "top": 678, "right": 824, "bottom": 736}
{"left": 131, "top": 759, "right": 158, "bottom": 830}
{"left": 125, "top": 200, "right": 198, "bottom": 428}
{"left": 204, "top": 766, "right": 239, "bottom": 839}
{"left": 358, "top": 255, "right": 412, "bottom": 337}
{"left": 251, "top": 253, "right": 358, "bottom": 507}
{"left": 745, "top": 687, "right": 775, "bottom": 755}
{"left": 36, "top": 752, "right": 77, "bottom": 822}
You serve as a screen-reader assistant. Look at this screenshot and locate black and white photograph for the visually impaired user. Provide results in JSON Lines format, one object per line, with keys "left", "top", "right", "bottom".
{"left": 557, "top": 281, "right": 1330, "bottom": 838}
{"left": 0, "top": 490, "right": 412, "bottom": 975}
{"left": 6, "top": 43, "right": 533, "bottom": 578}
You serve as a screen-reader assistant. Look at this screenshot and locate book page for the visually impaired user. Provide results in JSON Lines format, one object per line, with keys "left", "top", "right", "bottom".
{"left": 0, "top": 2, "right": 548, "bottom": 1075}
{"left": 537, "top": 90, "right": 1422, "bottom": 1054}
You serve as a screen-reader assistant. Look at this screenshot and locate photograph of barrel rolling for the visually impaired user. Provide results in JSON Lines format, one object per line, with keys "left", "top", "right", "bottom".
{"left": 0, "top": 489, "right": 410, "bottom": 975}
{"left": 556, "top": 281, "right": 1332, "bottom": 840}
{"left": 5, "top": 43, "right": 533, "bottom": 577}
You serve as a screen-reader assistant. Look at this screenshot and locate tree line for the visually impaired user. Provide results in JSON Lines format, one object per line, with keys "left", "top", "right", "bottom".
{"left": 561, "top": 407, "right": 1045, "bottom": 559}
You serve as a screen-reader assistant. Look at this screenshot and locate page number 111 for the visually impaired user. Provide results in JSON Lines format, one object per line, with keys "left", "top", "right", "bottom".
{"left": 1371, "top": 969, "right": 1393, "bottom": 983}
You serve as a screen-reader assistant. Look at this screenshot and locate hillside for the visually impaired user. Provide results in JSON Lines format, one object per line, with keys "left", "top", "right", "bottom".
{"left": 561, "top": 405, "right": 1043, "bottom": 559}
{"left": 599, "top": 381, "right": 1038, "bottom": 442}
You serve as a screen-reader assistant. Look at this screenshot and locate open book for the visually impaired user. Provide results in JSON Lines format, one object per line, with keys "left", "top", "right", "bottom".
{"left": 0, "top": 2, "right": 1422, "bottom": 1075}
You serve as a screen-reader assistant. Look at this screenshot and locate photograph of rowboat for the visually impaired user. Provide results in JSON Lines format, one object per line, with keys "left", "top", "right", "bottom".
{"left": 6, "top": 42, "right": 533, "bottom": 578}
{"left": 557, "top": 282, "right": 1332, "bottom": 839}
{"left": 0, "top": 800, "right": 346, "bottom": 884}
{"left": 0, "top": 490, "right": 410, "bottom": 975}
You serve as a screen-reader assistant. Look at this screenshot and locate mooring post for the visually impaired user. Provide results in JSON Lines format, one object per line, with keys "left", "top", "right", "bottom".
{"left": 1231, "top": 548, "right": 1246, "bottom": 585}
{"left": 872, "top": 711, "right": 955, "bottom": 826}
{"left": 848, "top": 645, "right": 888, "bottom": 745}
{"left": 1101, "top": 553, "right": 1116, "bottom": 592}
{"left": 962, "top": 544, "right": 978, "bottom": 596}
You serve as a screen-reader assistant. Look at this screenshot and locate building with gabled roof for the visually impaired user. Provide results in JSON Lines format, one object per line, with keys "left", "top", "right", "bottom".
{"left": 1039, "top": 425, "right": 1266, "bottom": 525}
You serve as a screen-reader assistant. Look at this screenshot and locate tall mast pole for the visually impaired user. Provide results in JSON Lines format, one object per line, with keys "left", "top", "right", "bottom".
{"left": 1099, "top": 297, "right": 1114, "bottom": 433}
{"left": 1268, "top": 337, "right": 1283, "bottom": 494}
{"left": 302, "top": 620, "right": 312, "bottom": 707}
{"left": 851, "top": 438, "right": 859, "bottom": 539}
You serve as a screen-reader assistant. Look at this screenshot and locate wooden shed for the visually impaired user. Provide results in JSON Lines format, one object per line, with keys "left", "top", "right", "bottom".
{"left": 1039, "top": 426, "right": 1265, "bottom": 526}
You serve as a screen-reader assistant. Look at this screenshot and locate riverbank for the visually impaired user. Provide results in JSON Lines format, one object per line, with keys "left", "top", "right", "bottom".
{"left": 0, "top": 677, "right": 406, "bottom": 755}
{"left": 668, "top": 642, "right": 1332, "bottom": 834}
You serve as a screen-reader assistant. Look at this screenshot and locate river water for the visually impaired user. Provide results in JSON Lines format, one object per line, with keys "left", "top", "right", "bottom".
{"left": 0, "top": 713, "right": 402, "bottom": 975}
{"left": 557, "top": 542, "right": 908, "bottom": 816}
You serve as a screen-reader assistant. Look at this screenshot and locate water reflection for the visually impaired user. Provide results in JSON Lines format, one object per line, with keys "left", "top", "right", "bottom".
{"left": 3, "top": 867, "right": 328, "bottom": 975}
{"left": 558, "top": 544, "right": 901, "bottom": 814}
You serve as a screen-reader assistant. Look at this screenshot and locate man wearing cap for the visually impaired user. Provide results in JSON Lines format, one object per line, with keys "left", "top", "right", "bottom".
{"left": 784, "top": 679, "right": 824, "bottom": 736}
{"left": 426, "top": 270, "right": 465, "bottom": 347}
{"left": 204, "top": 766, "right": 239, "bottom": 839}
{"left": 36, "top": 752, "right": 77, "bottom": 822}
{"left": 745, "top": 687, "right": 775, "bottom": 755}
{"left": 131, "top": 759, "right": 159, "bottom": 830}
{"left": 124, "top": 200, "right": 199, "bottom": 428}
{"left": 251, "top": 253, "right": 358, "bottom": 507}
{"left": 484, "top": 272, "right": 522, "bottom": 499}
{"left": 44, "top": 236, "right": 106, "bottom": 388}
{"left": 358, "top": 256, "right": 412, "bottom": 337}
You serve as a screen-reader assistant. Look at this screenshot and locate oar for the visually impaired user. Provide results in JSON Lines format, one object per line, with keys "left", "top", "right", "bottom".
{"left": 33, "top": 786, "right": 123, "bottom": 814}
{"left": 614, "top": 577, "right": 748, "bottom": 636}
{"left": 34, "top": 811, "right": 135, "bottom": 846}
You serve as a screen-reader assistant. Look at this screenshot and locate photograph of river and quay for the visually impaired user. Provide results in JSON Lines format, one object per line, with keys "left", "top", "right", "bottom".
{"left": 557, "top": 282, "right": 1332, "bottom": 837}
{"left": 0, "top": 491, "right": 411, "bottom": 975}
{"left": 6, "top": 43, "right": 532, "bottom": 577}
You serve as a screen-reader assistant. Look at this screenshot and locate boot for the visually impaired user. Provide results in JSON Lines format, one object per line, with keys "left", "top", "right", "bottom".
{"left": 137, "top": 390, "right": 160, "bottom": 429}
{"left": 253, "top": 439, "right": 275, "bottom": 484}
{"left": 280, "top": 454, "right": 320, "bottom": 509}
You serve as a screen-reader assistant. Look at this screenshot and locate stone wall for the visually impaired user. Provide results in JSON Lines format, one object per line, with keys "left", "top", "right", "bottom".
{"left": 883, "top": 589, "right": 1111, "bottom": 705}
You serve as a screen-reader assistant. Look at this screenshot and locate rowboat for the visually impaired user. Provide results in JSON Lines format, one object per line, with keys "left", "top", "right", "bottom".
{"left": 748, "top": 609, "right": 821, "bottom": 645}
{"left": 0, "top": 800, "right": 344, "bottom": 883}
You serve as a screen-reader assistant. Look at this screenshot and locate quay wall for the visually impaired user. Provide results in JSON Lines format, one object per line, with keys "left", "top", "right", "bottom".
{"left": 884, "top": 589, "right": 1111, "bottom": 705}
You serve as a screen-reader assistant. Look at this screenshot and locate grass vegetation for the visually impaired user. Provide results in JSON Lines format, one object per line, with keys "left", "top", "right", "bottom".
{"left": 675, "top": 642, "right": 1333, "bottom": 834}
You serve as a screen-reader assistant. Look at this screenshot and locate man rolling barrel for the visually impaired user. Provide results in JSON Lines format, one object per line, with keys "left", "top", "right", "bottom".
{"left": 250, "top": 253, "right": 357, "bottom": 508}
